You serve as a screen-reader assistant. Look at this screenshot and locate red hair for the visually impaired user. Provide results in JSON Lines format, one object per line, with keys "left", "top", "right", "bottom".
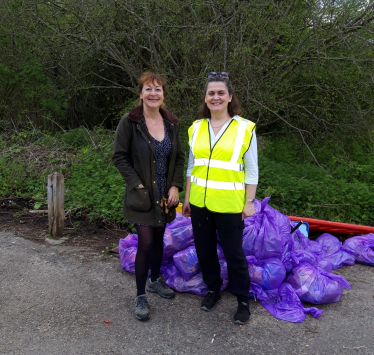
{"left": 137, "top": 71, "right": 167, "bottom": 108}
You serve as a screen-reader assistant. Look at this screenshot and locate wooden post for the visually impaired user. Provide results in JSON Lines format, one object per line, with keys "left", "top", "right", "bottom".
{"left": 47, "top": 173, "right": 64, "bottom": 238}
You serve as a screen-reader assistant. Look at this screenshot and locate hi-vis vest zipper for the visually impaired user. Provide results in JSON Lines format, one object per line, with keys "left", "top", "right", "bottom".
{"left": 188, "top": 117, "right": 256, "bottom": 213}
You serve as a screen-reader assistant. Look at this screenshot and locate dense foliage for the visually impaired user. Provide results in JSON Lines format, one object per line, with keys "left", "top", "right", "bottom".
{"left": 1, "top": 128, "right": 373, "bottom": 226}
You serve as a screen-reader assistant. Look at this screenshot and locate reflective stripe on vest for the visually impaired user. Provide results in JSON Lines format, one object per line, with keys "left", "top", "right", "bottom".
{"left": 190, "top": 119, "right": 202, "bottom": 153}
{"left": 194, "top": 158, "right": 244, "bottom": 171}
{"left": 191, "top": 175, "right": 245, "bottom": 190}
{"left": 231, "top": 119, "right": 249, "bottom": 164}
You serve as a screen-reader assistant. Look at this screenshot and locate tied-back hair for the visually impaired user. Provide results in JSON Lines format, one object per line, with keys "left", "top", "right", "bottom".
{"left": 199, "top": 76, "right": 243, "bottom": 118}
{"left": 137, "top": 71, "right": 167, "bottom": 108}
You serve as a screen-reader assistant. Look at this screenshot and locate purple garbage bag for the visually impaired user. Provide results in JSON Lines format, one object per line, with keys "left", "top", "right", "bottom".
{"left": 120, "top": 234, "right": 138, "bottom": 249}
{"left": 119, "top": 244, "right": 137, "bottom": 273}
{"left": 228, "top": 257, "right": 270, "bottom": 300}
{"left": 166, "top": 269, "right": 208, "bottom": 296}
{"left": 173, "top": 245, "right": 225, "bottom": 281}
{"left": 242, "top": 197, "right": 294, "bottom": 260}
{"left": 217, "top": 244, "right": 225, "bottom": 259}
{"left": 173, "top": 246, "right": 200, "bottom": 281}
{"left": 281, "top": 252, "right": 293, "bottom": 273}
{"left": 165, "top": 259, "right": 229, "bottom": 296}
{"left": 293, "top": 230, "right": 323, "bottom": 256}
{"left": 247, "top": 256, "right": 286, "bottom": 290}
{"left": 219, "top": 259, "right": 229, "bottom": 285}
{"left": 316, "top": 233, "right": 355, "bottom": 269}
{"left": 282, "top": 250, "right": 317, "bottom": 273}
{"left": 286, "top": 263, "right": 351, "bottom": 304}
{"left": 163, "top": 213, "right": 194, "bottom": 264}
{"left": 242, "top": 209, "right": 260, "bottom": 254}
{"left": 249, "top": 283, "right": 270, "bottom": 301}
{"left": 343, "top": 233, "right": 374, "bottom": 265}
{"left": 294, "top": 250, "right": 317, "bottom": 266}
{"left": 161, "top": 262, "right": 179, "bottom": 280}
{"left": 260, "top": 283, "right": 324, "bottom": 323}
{"left": 316, "top": 259, "right": 333, "bottom": 273}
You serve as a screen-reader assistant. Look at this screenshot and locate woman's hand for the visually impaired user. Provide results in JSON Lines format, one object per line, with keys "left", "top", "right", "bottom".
{"left": 242, "top": 201, "right": 255, "bottom": 220}
{"left": 167, "top": 186, "right": 179, "bottom": 206}
{"left": 182, "top": 200, "right": 191, "bottom": 217}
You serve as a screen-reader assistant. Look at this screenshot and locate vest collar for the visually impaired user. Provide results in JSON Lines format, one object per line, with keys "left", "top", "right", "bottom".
{"left": 128, "top": 106, "right": 179, "bottom": 124}
{"left": 231, "top": 115, "right": 241, "bottom": 122}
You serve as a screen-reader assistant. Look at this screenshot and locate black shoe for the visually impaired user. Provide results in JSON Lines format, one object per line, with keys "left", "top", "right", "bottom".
{"left": 201, "top": 291, "right": 222, "bottom": 312}
{"left": 234, "top": 302, "right": 251, "bottom": 324}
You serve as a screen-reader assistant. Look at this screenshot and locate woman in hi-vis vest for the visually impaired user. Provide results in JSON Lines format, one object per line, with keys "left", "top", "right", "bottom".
{"left": 182, "top": 72, "right": 258, "bottom": 325}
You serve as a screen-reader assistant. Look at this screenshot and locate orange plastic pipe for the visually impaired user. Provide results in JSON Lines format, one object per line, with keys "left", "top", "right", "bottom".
{"left": 288, "top": 216, "right": 374, "bottom": 234}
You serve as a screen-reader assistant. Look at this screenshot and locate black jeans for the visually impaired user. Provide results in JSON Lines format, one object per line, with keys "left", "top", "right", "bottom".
{"left": 190, "top": 204, "right": 250, "bottom": 303}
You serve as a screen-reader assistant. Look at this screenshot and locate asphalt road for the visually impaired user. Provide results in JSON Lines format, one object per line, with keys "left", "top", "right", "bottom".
{"left": 1, "top": 232, "right": 373, "bottom": 355}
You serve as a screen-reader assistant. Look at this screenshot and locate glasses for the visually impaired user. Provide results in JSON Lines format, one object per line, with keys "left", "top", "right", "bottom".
{"left": 208, "top": 72, "right": 229, "bottom": 78}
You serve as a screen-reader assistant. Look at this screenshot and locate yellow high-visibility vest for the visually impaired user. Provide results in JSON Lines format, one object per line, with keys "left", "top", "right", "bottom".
{"left": 188, "top": 117, "right": 256, "bottom": 213}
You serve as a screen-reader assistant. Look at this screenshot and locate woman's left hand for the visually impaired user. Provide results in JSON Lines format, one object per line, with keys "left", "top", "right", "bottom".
{"left": 242, "top": 201, "right": 255, "bottom": 220}
{"left": 167, "top": 186, "right": 179, "bottom": 206}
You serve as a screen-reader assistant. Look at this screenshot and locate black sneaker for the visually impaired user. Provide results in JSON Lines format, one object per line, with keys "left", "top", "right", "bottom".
{"left": 201, "top": 291, "right": 222, "bottom": 311}
{"left": 234, "top": 302, "right": 251, "bottom": 324}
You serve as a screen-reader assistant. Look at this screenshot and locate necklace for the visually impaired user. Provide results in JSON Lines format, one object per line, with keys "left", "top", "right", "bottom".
{"left": 145, "top": 115, "right": 162, "bottom": 126}
{"left": 210, "top": 118, "right": 230, "bottom": 128}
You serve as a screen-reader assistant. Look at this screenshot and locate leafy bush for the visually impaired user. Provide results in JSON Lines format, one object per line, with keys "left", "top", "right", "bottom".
{"left": 65, "top": 147, "right": 125, "bottom": 222}
{"left": 58, "top": 129, "right": 92, "bottom": 149}
{"left": 257, "top": 157, "right": 374, "bottom": 225}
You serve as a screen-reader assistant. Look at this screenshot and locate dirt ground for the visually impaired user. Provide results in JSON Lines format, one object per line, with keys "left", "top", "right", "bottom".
{"left": 0, "top": 197, "right": 353, "bottom": 254}
{"left": 0, "top": 197, "right": 129, "bottom": 261}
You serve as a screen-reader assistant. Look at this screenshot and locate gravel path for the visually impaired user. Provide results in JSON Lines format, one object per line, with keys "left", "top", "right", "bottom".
{"left": 1, "top": 232, "right": 373, "bottom": 355}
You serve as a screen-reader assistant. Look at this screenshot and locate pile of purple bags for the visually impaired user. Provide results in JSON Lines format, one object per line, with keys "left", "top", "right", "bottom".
{"left": 119, "top": 197, "right": 374, "bottom": 323}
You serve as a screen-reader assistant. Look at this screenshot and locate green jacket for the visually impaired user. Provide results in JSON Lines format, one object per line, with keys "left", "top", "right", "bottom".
{"left": 112, "top": 106, "right": 185, "bottom": 226}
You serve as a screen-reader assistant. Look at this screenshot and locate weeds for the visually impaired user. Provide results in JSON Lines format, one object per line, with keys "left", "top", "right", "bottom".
{"left": 101, "top": 246, "right": 110, "bottom": 254}
{"left": 72, "top": 221, "right": 80, "bottom": 231}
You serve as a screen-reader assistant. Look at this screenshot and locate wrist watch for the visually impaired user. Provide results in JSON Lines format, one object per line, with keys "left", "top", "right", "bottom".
{"left": 246, "top": 199, "right": 255, "bottom": 203}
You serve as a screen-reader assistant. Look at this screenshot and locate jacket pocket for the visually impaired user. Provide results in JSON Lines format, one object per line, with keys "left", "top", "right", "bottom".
{"left": 126, "top": 186, "right": 152, "bottom": 212}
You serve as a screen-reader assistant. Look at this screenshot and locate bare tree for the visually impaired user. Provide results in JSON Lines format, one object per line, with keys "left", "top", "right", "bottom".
{"left": 1, "top": 0, "right": 373, "bottom": 161}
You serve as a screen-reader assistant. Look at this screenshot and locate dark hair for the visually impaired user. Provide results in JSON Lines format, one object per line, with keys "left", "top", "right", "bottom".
{"left": 137, "top": 71, "right": 167, "bottom": 108}
{"left": 199, "top": 76, "right": 243, "bottom": 118}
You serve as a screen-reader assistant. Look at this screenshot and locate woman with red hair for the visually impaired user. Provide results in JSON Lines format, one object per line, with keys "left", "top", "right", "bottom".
{"left": 113, "top": 72, "right": 185, "bottom": 321}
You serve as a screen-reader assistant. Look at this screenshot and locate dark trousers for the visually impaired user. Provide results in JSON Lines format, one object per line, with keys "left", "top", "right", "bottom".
{"left": 190, "top": 204, "right": 250, "bottom": 303}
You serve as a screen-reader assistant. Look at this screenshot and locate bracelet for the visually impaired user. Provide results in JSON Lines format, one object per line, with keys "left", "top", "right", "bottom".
{"left": 246, "top": 199, "right": 255, "bottom": 203}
